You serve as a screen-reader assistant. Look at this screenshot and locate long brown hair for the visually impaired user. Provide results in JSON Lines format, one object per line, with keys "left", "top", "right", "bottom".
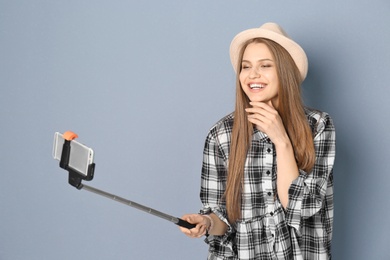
{"left": 225, "top": 38, "right": 315, "bottom": 223}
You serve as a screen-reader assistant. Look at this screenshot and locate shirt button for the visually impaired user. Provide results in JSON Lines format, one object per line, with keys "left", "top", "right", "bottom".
{"left": 266, "top": 170, "right": 270, "bottom": 175}
{"left": 270, "top": 212, "right": 274, "bottom": 216}
{"left": 267, "top": 192, "right": 272, "bottom": 196}
{"left": 267, "top": 148, "right": 272, "bottom": 153}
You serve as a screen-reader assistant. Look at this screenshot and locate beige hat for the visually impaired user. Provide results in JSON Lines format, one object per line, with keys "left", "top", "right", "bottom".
{"left": 229, "top": 22, "right": 308, "bottom": 80}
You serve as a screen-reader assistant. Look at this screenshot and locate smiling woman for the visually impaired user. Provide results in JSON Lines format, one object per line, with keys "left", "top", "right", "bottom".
{"left": 179, "top": 22, "right": 336, "bottom": 260}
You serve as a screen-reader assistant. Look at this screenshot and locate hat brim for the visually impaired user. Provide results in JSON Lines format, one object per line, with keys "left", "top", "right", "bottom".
{"left": 229, "top": 28, "right": 308, "bottom": 80}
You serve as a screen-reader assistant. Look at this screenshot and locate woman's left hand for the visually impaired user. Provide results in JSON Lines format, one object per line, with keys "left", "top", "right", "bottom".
{"left": 245, "top": 101, "right": 288, "bottom": 145}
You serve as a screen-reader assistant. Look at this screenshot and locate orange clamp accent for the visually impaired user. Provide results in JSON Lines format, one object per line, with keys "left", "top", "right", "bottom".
{"left": 63, "top": 131, "right": 78, "bottom": 141}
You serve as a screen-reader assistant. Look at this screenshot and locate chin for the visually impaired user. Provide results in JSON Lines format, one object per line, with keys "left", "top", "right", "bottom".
{"left": 249, "top": 97, "right": 267, "bottom": 102}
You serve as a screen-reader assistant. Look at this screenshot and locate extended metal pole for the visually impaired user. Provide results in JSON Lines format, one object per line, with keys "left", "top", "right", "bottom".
{"left": 80, "top": 184, "right": 195, "bottom": 229}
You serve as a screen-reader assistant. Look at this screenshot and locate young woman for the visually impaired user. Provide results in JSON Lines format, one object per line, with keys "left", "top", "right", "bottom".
{"left": 179, "top": 23, "right": 336, "bottom": 260}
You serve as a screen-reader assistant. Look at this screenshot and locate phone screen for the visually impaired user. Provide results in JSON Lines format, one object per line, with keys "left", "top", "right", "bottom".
{"left": 53, "top": 132, "right": 94, "bottom": 176}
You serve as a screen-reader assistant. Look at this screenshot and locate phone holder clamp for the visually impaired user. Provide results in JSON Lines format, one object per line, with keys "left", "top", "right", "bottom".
{"left": 59, "top": 132, "right": 95, "bottom": 189}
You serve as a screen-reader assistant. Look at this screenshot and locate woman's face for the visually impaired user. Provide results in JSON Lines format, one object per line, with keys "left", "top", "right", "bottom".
{"left": 239, "top": 42, "right": 279, "bottom": 106}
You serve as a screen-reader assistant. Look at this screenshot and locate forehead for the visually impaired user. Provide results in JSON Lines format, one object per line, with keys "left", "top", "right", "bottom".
{"left": 242, "top": 42, "right": 273, "bottom": 60}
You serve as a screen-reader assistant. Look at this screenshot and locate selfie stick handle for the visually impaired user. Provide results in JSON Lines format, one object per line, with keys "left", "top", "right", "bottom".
{"left": 80, "top": 184, "right": 196, "bottom": 229}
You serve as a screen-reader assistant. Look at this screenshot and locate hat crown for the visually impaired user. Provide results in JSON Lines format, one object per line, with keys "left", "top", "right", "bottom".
{"left": 259, "top": 23, "right": 289, "bottom": 39}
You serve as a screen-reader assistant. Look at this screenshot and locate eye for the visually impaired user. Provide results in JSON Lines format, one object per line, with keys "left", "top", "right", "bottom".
{"left": 261, "top": 64, "right": 272, "bottom": 68}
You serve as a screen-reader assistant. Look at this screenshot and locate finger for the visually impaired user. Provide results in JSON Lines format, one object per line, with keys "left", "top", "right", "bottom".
{"left": 247, "top": 110, "right": 276, "bottom": 132}
{"left": 179, "top": 226, "right": 192, "bottom": 237}
{"left": 179, "top": 214, "right": 200, "bottom": 237}
{"left": 245, "top": 107, "right": 270, "bottom": 117}
{"left": 247, "top": 115, "right": 267, "bottom": 128}
{"left": 187, "top": 224, "right": 206, "bottom": 238}
{"left": 246, "top": 108, "right": 272, "bottom": 123}
{"left": 181, "top": 214, "right": 200, "bottom": 225}
{"left": 198, "top": 225, "right": 207, "bottom": 237}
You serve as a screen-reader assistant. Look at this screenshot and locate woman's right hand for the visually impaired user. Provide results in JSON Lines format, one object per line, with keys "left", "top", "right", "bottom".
{"left": 179, "top": 214, "right": 210, "bottom": 238}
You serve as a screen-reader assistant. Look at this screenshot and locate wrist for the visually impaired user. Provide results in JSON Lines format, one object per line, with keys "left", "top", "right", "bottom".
{"left": 274, "top": 136, "right": 292, "bottom": 150}
{"left": 203, "top": 215, "right": 214, "bottom": 233}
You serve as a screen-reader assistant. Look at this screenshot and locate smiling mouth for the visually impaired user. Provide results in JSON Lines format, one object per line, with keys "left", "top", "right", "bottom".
{"left": 249, "top": 83, "right": 266, "bottom": 89}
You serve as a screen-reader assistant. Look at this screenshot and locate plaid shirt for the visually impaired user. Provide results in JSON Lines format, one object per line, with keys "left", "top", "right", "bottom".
{"left": 200, "top": 107, "right": 335, "bottom": 260}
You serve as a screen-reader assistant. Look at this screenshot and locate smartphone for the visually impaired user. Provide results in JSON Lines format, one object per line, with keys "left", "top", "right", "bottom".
{"left": 52, "top": 132, "right": 94, "bottom": 177}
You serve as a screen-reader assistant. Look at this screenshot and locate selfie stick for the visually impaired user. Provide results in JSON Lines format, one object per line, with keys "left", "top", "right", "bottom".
{"left": 58, "top": 132, "right": 196, "bottom": 230}
{"left": 79, "top": 184, "right": 195, "bottom": 229}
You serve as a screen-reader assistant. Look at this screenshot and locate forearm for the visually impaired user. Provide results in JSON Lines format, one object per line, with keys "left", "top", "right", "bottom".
{"left": 275, "top": 139, "right": 299, "bottom": 208}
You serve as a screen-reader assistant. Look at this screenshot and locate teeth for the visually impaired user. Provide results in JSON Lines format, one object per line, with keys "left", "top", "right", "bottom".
{"left": 249, "top": 83, "right": 265, "bottom": 89}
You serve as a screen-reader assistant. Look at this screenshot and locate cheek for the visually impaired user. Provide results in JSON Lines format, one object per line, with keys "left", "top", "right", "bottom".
{"left": 239, "top": 73, "right": 246, "bottom": 86}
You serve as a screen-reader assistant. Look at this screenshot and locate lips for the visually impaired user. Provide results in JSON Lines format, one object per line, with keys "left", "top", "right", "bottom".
{"left": 249, "top": 83, "right": 266, "bottom": 89}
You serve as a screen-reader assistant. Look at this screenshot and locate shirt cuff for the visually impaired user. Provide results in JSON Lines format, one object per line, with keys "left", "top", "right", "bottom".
{"left": 285, "top": 170, "right": 324, "bottom": 234}
{"left": 200, "top": 207, "right": 235, "bottom": 246}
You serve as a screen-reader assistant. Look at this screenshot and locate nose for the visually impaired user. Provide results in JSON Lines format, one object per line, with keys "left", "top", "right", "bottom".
{"left": 248, "top": 67, "right": 260, "bottom": 79}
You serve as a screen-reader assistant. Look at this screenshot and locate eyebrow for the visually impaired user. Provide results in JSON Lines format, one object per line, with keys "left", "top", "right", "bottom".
{"left": 241, "top": 58, "right": 274, "bottom": 63}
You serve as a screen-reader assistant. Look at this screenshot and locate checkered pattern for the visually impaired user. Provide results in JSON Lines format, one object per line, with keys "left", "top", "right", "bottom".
{"left": 200, "top": 108, "right": 335, "bottom": 260}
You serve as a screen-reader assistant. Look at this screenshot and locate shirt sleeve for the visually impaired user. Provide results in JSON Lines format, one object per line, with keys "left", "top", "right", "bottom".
{"left": 285, "top": 112, "right": 336, "bottom": 234}
{"left": 200, "top": 128, "right": 235, "bottom": 253}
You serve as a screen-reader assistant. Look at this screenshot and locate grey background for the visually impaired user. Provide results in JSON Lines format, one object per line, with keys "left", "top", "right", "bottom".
{"left": 1, "top": 1, "right": 389, "bottom": 259}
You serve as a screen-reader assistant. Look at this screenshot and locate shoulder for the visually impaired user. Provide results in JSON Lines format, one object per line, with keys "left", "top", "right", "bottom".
{"left": 204, "top": 112, "right": 234, "bottom": 146}
{"left": 304, "top": 107, "right": 335, "bottom": 137}
{"left": 208, "top": 112, "right": 234, "bottom": 135}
